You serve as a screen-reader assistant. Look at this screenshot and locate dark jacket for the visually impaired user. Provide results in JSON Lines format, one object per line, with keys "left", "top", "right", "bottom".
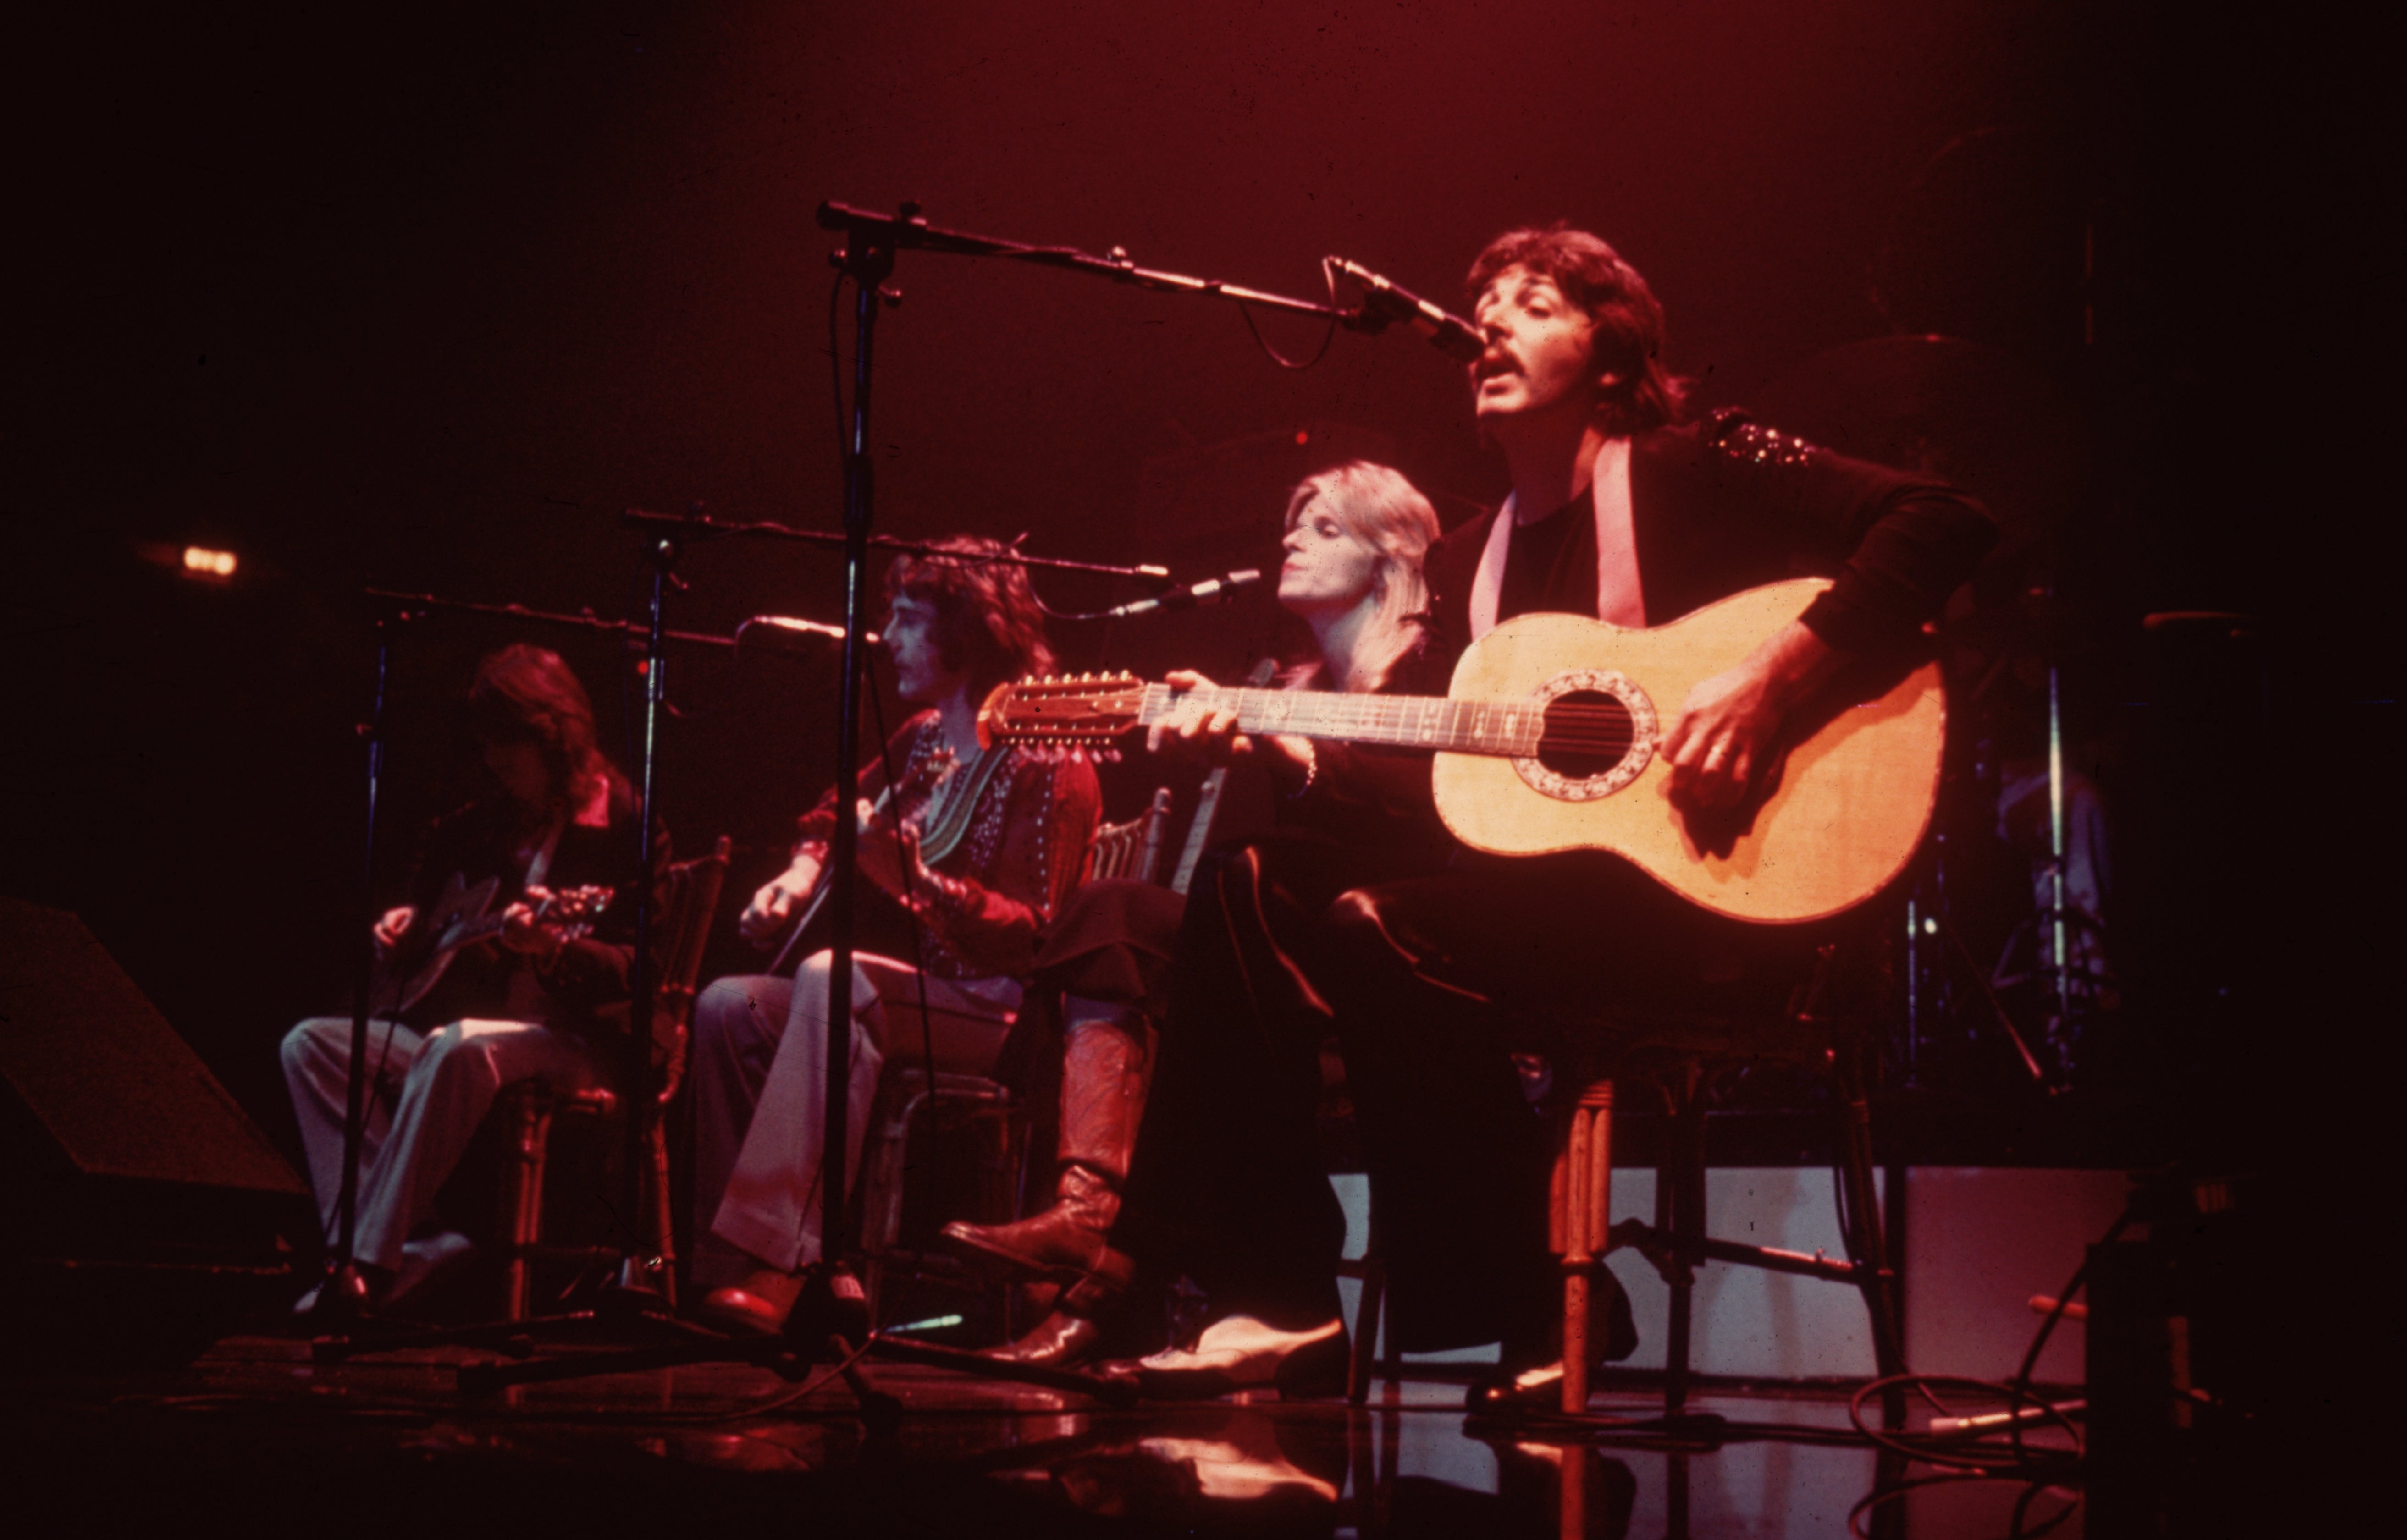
{"left": 1424, "top": 408, "right": 1998, "bottom": 659}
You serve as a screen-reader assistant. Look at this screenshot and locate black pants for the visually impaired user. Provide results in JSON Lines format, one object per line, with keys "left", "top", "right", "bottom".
{"left": 1117, "top": 833, "right": 1415, "bottom": 1333}
{"left": 1124, "top": 837, "right": 1807, "bottom": 1353}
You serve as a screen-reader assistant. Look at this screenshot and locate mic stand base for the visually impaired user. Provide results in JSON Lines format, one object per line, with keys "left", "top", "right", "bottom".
{"left": 300, "top": 1260, "right": 374, "bottom": 1324}
{"left": 311, "top": 1265, "right": 690, "bottom": 1366}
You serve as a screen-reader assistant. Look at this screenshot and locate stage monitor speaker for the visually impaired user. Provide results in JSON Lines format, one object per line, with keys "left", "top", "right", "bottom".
{"left": 0, "top": 896, "right": 311, "bottom": 1369}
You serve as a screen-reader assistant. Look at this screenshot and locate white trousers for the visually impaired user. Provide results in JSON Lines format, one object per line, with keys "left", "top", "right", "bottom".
{"left": 281, "top": 1015, "right": 609, "bottom": 1271}
{"left": 695, "top": 952, "right": 1018, "bottom": 1281}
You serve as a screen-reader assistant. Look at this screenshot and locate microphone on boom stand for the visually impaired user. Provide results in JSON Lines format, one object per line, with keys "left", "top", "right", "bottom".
{"left": 1329, "top": 257, "right": 1486, "bottom": 362}
{"left": 737, "top": 614, "right": 873, "bottom": 646}
{"left": 1097, "top": 569, "right": 1261, "bottom": 620}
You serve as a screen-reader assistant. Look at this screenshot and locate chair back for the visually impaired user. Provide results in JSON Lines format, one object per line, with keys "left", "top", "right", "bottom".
{"left": 1081, "top": 787, "right": 1174, "bottom": 886}
{"left": 650, "top": 835, "right": 731, "bottom": 1105}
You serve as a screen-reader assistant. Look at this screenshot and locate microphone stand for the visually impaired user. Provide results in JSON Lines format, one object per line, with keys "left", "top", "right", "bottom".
{"left": 315, "top": 602, "right": 408, "bottom": 1319}
{"left": 617, "top": 534, "right": 675, "bottom": 1304}
{"left": 802, "top": 197, "right": 1407, "bottom": 1276}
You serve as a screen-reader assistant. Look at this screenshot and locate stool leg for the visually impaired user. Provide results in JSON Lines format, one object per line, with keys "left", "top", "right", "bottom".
{"left": 1560, "top": 1442, "right": 1588, "bottom": 1540}
{"left": 1562, "top": 1080, "right": 1613, "bottom": 1415}
{"left": 1664, "top": 1084, "right": 1705, "bottom": 1417}
{"left": 502, "top": 1093, "right": 552, "bottom": 1322}
{"left": 1349, "top": 1248, "right": 1386, "bottom": 1406}
{"left": 1833, "top": 1049, "right": 1907, "bottom": 1427}
{"left": 646, "top": 1116, "right": 678, "bottom": 1308}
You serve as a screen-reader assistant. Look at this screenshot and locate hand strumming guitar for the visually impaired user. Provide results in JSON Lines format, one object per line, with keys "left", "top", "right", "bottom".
{"left": 738, "top": 846, "right": 826, "bottom": 947}
{"left": 497, "top": 886, "right": 569, "bottom": 962}
{"left": 851, "top": 799, "right": 939, "bottom": 904}
{"left": 1659, "top": 617, "right": 1838, "bottom": 813}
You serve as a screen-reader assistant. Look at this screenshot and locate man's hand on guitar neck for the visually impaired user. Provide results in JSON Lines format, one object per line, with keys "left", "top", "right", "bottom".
{"left": 1660, "top": 618, "right": 1839, "bottom": 814}
{"left": 738, "top": 846, "right": 826, "bottom": 947}
{"left": 1145, "top": 669, "right": 1312, "bottom": 778}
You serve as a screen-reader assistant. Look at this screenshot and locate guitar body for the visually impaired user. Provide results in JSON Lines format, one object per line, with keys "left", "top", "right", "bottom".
{"left": 1434, "top": 579, "right": 1942, "bottom": 924}
{"left": 367, "top": 872, "right": 501, "bottom": 1018}
{"left": 762, "top": 746, "right": 965, "bottom": 975}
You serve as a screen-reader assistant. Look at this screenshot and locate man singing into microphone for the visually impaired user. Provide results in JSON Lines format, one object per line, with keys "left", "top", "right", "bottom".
{"left": 1109, "top": 224, "right": 1996, "bottom": 1399}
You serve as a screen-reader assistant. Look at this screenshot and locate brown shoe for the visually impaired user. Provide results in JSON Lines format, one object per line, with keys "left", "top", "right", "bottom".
{"left": 699, "top": 1266, "right": 806, "bottom": 1336}
{"left": 982, "top": 1309, "right": 1106, "bottom": 1370}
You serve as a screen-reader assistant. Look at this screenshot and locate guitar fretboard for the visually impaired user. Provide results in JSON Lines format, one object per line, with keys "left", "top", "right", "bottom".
{"left": 1137, "top": 684, "right": 1634, "bottom": 759}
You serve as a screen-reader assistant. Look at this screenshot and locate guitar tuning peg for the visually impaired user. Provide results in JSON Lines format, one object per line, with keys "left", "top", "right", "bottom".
{"left": 1102, "top": 747, "right": 1122, "bottom": 763}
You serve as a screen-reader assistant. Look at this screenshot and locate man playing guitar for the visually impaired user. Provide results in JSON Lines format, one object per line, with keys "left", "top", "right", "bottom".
{"left": 1115, "top": 225, "right": 1997, "bottom": 1397}
{"left": 689, "top": 535, "right": 1100, "bottom": 1334}
{"left": 281, "top": 645, "right": 665, "bottom": 1313}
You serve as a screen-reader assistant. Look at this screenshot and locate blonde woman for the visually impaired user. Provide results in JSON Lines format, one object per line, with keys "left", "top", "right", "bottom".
{"left": 943, "top": 461, "right": 1452, "bottom": 1377}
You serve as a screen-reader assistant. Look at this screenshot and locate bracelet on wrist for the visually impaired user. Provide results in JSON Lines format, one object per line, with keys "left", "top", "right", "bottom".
{"left": 1286, "top": 740, "right": 1319, "bottom": 798}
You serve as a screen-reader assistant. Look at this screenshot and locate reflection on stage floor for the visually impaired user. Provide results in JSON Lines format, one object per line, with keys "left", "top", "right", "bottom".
{"left": 4, "top": 1331, "right": 2099, "bottom": 1537}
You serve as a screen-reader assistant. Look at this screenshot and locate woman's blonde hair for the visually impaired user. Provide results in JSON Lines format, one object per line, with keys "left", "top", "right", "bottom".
{"left": 1282, "top": 461, "right": 1440, "bottom": 691}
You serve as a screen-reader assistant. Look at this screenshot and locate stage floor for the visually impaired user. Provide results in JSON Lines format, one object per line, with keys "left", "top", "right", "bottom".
{"left": 0, "top": 1329, "right": 2106, "bottom": 1538}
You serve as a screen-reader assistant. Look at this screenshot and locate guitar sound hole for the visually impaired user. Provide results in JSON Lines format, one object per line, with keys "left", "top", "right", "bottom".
{"left": 1536, "top": 691, "right": 1635, "bottom": 780}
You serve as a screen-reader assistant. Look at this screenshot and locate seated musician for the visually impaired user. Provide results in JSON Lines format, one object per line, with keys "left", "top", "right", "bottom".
{"left": 940, "top": 461, "right": 1455, "bottom": 1377}
{"left": 1108, "top": 225, "right": 1998, "bottom": 1398}
{"left": 281, "top": 644, "right": 665, "bottom": 1313}
{"left": 690, "top": 535, "right": 1101, "bottom": 1335}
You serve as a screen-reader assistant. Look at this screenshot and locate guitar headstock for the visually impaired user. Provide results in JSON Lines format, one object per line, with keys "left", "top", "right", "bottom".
{"left": 977, "top": 674, "right": 1146, "bottom": 753}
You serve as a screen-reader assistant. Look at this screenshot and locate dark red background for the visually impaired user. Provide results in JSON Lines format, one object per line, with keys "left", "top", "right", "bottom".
{"left": 2, "top": 3, "right": 2387, "bottom": 1167}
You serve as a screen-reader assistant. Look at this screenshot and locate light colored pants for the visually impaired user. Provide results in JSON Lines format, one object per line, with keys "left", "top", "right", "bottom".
{"left": 281, "top": 1015, "right": 609, "bottom": 1271}
{"left": 693, "top": 952, "right": 1019, "bottom": 1283}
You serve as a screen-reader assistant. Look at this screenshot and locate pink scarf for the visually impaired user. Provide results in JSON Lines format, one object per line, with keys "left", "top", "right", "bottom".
{"left": 1467, "top": 436, "right": 1645, "bottom": 639}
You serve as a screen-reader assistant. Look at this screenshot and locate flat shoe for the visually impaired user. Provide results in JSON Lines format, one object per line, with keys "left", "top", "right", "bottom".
{"left": 1127, "top": 1315, "right": 1348, "bottom": 1401}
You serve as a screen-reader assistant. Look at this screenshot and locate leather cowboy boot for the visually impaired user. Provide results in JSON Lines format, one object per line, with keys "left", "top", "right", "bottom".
{"left": 944, "top": 1010, "right": 1148, "bottom": 1288}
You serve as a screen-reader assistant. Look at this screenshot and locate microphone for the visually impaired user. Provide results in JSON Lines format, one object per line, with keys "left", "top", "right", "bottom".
{"left": 1099, "top": 570, "right": 1261, "bottom": 620}
{"left": 1329, "top": 257, "right": 1486, "bottom": 362}
{"left": 740, "top": 615, "right": 877, "bottom": 646}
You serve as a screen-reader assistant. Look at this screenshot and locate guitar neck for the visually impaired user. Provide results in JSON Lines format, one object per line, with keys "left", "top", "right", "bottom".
{"left": 1138, "top": 683, "right": 1548, "bottom": 757}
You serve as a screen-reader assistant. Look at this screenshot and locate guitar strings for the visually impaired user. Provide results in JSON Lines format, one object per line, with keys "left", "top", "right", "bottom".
{"left": 1044, "top": 683, "right": 1645, "bottom": 754}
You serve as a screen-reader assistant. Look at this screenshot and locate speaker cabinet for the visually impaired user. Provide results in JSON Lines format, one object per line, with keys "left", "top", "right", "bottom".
{"left": 0, "top": 896, "right": 310, "bottom": 1368}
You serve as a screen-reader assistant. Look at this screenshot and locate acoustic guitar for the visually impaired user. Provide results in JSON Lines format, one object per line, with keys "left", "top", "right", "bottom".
{"left": 976, "top": 578, "right": 1942, "bottom": 924}
{"left": 368, "top": 876, "right": 616, "bottom": 1018}
{"left": 761, "top": 747, "right": 964, "bottom": 975}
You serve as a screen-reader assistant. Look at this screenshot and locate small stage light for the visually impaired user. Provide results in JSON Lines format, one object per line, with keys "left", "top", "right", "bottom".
{"left": 182, "top": 546, "right": 238, "bottom": 578}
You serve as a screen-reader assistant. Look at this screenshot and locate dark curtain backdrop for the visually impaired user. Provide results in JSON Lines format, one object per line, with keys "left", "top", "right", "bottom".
{"left": 2, "top": 2, "right": 2387, "bottom": 1169}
